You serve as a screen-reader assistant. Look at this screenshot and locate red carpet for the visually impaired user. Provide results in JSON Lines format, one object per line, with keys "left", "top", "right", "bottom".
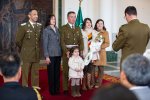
{"left": 0, "top": 69, "right": 120, "bottom": 100}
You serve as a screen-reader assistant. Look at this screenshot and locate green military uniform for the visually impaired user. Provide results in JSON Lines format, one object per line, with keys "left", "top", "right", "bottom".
{"left": 16, "top": 21, "right": 42, "bottom": 87}
{"left": 60, "top": 23, "right": 84, "bottom": 91}
{"left": 112, "top": 19, "right": 150, "bottom": 67}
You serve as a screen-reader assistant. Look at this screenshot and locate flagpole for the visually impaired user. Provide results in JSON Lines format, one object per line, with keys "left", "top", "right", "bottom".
{"left": 79, "top": 0, "right": 83, "bottom": 7}
{"left": 75, "top": 0, "right": 83, "bottom": 28}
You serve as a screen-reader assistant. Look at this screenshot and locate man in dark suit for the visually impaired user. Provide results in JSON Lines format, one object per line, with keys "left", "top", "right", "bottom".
{"left": 92, "top": 83, "right": 138, "bottom": 100}
{"left": 16, "top": 9, "right": 42, "bottom": 87}
{"left": 120, "top": 54, "right": 150, "bottom": 100}
{"left": 112, "top": 6, "right": 150, "bottom": 66}
{"left": 0, "top": 53, "right": 41, "bottom": 100}
{"left": 60, "top": 11, "right": 84, "bottom": 94}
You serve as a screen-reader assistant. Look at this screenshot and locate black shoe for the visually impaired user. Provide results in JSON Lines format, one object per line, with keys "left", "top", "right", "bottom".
{"left": 63, "top": 90, "right": 68, "bottom": 95}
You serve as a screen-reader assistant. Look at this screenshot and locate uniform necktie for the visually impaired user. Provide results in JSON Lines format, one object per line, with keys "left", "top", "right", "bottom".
{"left": 33, "top": 24, "right": 37, "bottom": 28}
{"left": 72, "top": 25, "right": 75, "bottom": 29}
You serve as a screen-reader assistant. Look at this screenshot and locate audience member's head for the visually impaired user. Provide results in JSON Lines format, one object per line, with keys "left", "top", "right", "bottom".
{"left": 121, "top": 54, "right": 150, "bottom": 88}
{"left": 92, "top": 83, "right": 138, "bottom": 100}
{"left": 0, "top": 53, "right": 21, "bottom": 82}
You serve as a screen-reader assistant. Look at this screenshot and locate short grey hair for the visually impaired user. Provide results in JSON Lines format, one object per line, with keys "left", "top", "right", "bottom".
{"left": 122, "top": 54, "right": 150, "bottom": 86}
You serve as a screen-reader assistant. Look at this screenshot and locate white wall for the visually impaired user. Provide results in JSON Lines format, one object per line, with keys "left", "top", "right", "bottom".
{"left": 113, "top": 0, "right": 150, "bottom": 33}
{"left": 53, "top": 0, "right": 59, "bottom": 26}
{"left": 61, "top": 0, "right": 100, "bottom": 25}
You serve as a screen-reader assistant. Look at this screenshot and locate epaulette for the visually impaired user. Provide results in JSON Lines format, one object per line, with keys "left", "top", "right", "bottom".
{"left": 37, "top": 23, "right": 42, "bottom": 26}
{"left": 21, "top": 23, "right": 26, "bottom": 26}
{"left": 32, "top": 86, "right": 42, "bottom": 100}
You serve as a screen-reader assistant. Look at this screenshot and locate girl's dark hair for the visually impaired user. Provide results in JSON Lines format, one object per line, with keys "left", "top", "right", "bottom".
{"left": 82, "top": 18, "right": 92, "bottom": 30}
{"left": 70, "top": 46, "right": 79, "bottom": 57}
{"left": 94, "top": 19, "right": 106, "bottom": 31}
{"left": 45, "top": 14, "right": 56, "bottom": 27}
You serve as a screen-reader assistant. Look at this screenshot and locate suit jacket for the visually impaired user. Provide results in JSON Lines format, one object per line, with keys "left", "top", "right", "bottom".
{"left": 16, "top": 21, "right": 42, "bottom": 62}
{"left": 112, "top": 19, "right": 150, "bottom": 64}
{"left": 60, "top": 23, "right": 84, "bottom": 53}
{"left": 43, "top": 26, "right": 61, "bottom": 57}
{"left": 0, "top": 82, "right": 38, "bottom": 100}
{"left": 131, "top": 86, "right": 150, "bottom": 100}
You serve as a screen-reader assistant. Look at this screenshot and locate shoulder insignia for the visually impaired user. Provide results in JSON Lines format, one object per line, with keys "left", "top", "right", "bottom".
{"left": 21, "top": 23, "right": 26, "bottom": 26}
{"left": 37, "top": 23, "right": 42, "bottom": 26}
{"left": 32, "top": 86, "right": 42, "bottom": 100}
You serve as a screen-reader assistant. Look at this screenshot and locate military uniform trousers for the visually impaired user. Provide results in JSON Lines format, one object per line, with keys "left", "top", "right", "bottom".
{"left": 62, "top": 52, "right": 69, "bottom": 91}
{"left": 22, "top": 62, "right": 39, "bottom": 87}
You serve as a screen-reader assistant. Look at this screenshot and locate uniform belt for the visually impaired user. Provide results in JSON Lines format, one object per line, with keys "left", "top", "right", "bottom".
{"left": 66, "top": 45, "right": 78, "bottom": 49}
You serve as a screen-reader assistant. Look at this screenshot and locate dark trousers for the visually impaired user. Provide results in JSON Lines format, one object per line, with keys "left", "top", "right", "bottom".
{"left": 47, "top": 56, "right": 61, "bottom": 95}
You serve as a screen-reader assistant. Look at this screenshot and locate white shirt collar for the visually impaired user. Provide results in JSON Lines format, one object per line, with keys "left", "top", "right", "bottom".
{"left": 130, "top": 86, "right": 149, "bottom": 90}
{"left": 68, "top": 23, "right": 74, "bottom": 28}
{"left": 29, "top": 20, "right": 36, "bottom": 28}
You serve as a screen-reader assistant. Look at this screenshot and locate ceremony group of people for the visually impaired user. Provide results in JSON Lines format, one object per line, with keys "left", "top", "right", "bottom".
{"left": 0, "top": 5, "right": 150, "bottom": 100}
{"left": 15, "top": 8, "right": 110, "bottom": 97}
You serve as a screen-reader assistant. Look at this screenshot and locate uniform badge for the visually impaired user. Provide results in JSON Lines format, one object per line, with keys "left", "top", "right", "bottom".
{"left": 27, "top": 29, "right": 32, "bottom": 33}
{"left": 28, "top": 24, "right": 31, "bottom": 27}
{"left": 37, "top": 23, "right": 42, "bottom": 26}
{"left": 21, "top": 23, "right": 26, "bottom": 26}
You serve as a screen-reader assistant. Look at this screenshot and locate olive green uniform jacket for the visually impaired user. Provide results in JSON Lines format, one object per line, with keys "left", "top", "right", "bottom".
{"left": 112, "top": 19, "right": 150, "bottom": 65}
{"left": 60, "top": 23, "right": 84, "bottom": 90}
{"left": 16, "top": 22, "right": 42, "bottom": 62}
{"left": 60, "top": 23, "right": 84, "bottom": 53}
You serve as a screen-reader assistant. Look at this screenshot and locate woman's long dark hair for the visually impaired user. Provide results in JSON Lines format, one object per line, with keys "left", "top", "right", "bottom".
{"left": 94, "top": 19, "right": 106, "bottom": 31}
{"left": 45, "top": 14, "right": 56, "bottom": 27}
{"left": 82, "top": 18, "right": 92, "bottom": 30}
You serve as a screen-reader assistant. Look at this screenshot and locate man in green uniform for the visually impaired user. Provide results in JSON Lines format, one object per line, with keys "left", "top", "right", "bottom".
{"left": 112, "top": 6, "right": 150, "bottom": 67}
{"left": 60, "top": 11, "right": 84, "bottom": 94}
{"left": 16, "top": 9, "right": 42, "bottom": 87}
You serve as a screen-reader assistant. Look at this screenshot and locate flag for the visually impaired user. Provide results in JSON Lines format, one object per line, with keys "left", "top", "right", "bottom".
{"left": 75, "top": 6, "right": 83, "bottom": 28}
